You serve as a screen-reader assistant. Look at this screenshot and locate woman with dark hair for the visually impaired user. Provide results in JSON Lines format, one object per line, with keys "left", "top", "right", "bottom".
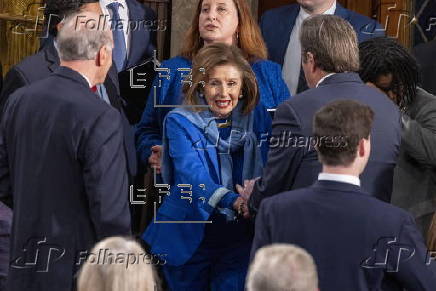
{"left": 359, "top": 37, "right": 436, "bottom": 243}
{"left": 136, "top": 0, "right": 289, "bottom": 173}
{"left": 143, "top": 43, "right": 271, "bottom": 290}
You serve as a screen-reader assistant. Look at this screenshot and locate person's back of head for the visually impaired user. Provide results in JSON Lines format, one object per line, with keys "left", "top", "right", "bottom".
{"left": 56, "top": 10, "right": 113, "bottom": 85}
{"left": 359, "top": 37, "right": 419, "bottom": 110}
{"left": 246, "top": 244, "right": 318, "bottom": 291}
{"left": 77, "top": 237, "right": 156, "bottom": 291}
{"left": 313, "top": 99, "right": 374, "bottom": 174}
{"left": 300, "top": 15, "right": 359, "bottom": 88}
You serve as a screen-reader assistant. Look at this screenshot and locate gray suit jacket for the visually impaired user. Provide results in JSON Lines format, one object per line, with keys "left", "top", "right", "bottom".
{"left": 392, "top": 88, "right": 436, "bottom": 235}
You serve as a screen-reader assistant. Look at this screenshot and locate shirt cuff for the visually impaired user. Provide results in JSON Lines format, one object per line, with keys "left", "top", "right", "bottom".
{"left": 218, "top": 192, "right": 239, "bottom": 209}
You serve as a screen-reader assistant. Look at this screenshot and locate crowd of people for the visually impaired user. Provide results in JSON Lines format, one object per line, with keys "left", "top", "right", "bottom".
{"left": 0, "top": 0, "right": 435, "bottom": 290}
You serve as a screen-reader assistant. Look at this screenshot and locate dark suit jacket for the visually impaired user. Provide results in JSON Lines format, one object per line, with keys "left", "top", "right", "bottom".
{"left": 0, "top": 40, "right": 137, "bottom": 180}
{"left": 413, "top": 40, "right": 436, "bottom": 96}
{"left": 252, "top": 180, "right": 436, "bottom": 291}
{"left": 392, "top": 88, "right": 436, "bottom": 235}
{"left": 0, "top": 201, "right": 11, "bottom": 290}
{"left": 249, "top": 73, "right": 401, "bottom": 213}
{"left": 0, "top": 66, "right": 131, "bottom": 291}
{"left": 125, "top": 0, "right": 157, "bottom": 69}
{"left": 260, "top": 3, "right": 384, "bottom": 92}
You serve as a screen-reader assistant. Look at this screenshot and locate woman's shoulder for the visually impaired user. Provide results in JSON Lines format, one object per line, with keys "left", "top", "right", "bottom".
{"left": 161, "top": 56, "right": 192, "bottom": 69}
{"left": 250, "top": 59, "right": 282, "bottom": 71}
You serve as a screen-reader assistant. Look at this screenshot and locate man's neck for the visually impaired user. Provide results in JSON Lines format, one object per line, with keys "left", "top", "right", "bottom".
{"left": 302, "top": 0, "right": 336, "bottom": 15}
{"left": 322, "top": 165, "right": 360, "bottom": 177}
{"left": 60, "top": 61, "right": 98, "bottom": 87}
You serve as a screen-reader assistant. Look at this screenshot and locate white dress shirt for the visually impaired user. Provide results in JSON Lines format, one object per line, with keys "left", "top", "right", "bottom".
{"left": 100, "top": 0, "right": 131, "bottom": 57}
{"left": 316, "top": 73, "right": 336, "bottom": 88}
{"left": 282, "top": 1, "right": 337, "bottom": 95}
{"left": 318, "top": 173, "right": 361, "bottom": 186}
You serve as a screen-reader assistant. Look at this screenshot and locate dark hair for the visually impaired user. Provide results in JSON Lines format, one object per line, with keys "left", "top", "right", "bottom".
{"left": 313, "top": 100, "right": 374, "bottom": 167}
{"left": 180, "top": 0, "right": 267, "bottom": 62}
{"left": 359, "top": 37, "right": 419, "bottom": 109}
{"left": 183, "top": 43, "right": 259, "bottom": 115}
{"left": 300, "top": 15, "right": 359, "bottom": 73}
{"left": 44, "top": 0, "right": 99, "bottom": 37}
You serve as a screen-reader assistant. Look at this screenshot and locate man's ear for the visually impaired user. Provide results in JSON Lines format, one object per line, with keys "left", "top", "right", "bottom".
{"left": 56, "top": 22, "right": 64, "bottom": 33}
{"left": 96, "top": 45, "right": 110, "bottom": 67}
{"left": 358, "top": 139, "right": 366, "bottom": 158}
{"left": 305, "top": 52, "right": 316, "bottom": 72}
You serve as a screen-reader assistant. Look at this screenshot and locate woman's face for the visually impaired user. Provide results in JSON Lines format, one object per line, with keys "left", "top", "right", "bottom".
{"left": 204, "top": 64, "right": 243, "bottom": 118}
{"left": 198, "top": 0, "right": 239, "bottom": 46}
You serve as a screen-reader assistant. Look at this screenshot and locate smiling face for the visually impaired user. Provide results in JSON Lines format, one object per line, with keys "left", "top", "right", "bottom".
{"left": 204, "top": 64, "right": 242, "bottom": 118}
{"left": 198, "top": 0, "right": 239, "bottom": 46}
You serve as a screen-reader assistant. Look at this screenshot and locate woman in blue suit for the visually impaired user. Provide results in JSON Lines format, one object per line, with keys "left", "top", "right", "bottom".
{"left": 136, "top": 0, "right": 289, "bottom": 171}
{"left": 143, "top": 43, "right": 271, "bottom": 290}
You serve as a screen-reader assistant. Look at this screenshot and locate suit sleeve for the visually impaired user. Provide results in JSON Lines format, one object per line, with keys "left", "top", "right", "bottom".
{"left": 391, "top": 214, "right": 436, "bottom": 289}
{"left": 0, "top": 67, "right": 28, "bottom": 116}
{"left": 82, "top": 108, "right": 131, "bottom": 239}
{"left": 249, "top": 101, "right": 304, "bottom": 214}
{"left": 250, "top": 198, "right": 272, "bottom": 261}
{"left": 401, "top": 104, "right": 436, "bottom": 167}
{"left": 0, "top": 110, "right": 11, "bottom": 208}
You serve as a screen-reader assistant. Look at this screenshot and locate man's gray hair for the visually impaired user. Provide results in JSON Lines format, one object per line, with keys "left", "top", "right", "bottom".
{"left": 300, "top": 14, "right": 359, "bottom": 73}
{"left": 246, "top": 244, "right": 319, "bottom": 291}
{"left": 57, "top": 11, "right": 113, "bottom": 61}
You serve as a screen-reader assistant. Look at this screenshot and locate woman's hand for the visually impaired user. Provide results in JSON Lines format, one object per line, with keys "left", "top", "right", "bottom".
{"left": 148, "top": 145, "right": 162, "bottom": 174}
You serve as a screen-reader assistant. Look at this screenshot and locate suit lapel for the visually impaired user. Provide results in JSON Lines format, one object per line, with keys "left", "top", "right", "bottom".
{"left": 44, "top": 41, "right": 60, "bottom": 73}
{"left": 334, "top": 3, "right": 350, "bottom": 21}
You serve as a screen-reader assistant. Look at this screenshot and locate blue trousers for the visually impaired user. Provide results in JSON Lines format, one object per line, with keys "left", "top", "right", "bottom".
{"left": 162, "top": 240, "right": 251, "bottom": 291}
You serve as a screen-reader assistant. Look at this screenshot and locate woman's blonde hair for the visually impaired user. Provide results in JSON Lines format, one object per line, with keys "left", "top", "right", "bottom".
{"left": 180, "top": 0, "right": 267, "bottom": 62}
{"left": 77, "top": 237, "right": 156, "bottom": 291}
{"left": 183, "top": 43, "right": 259, "bottom": 115}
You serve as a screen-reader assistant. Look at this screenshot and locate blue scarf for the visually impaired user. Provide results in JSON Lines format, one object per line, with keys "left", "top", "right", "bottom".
{"left": 162, "top": 102, "right": 263, "bottom": 196}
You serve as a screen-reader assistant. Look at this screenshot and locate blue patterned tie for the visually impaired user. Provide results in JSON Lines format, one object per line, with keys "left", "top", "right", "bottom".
{"left": 107, "top": 2, "right": 127, "bottom": 72}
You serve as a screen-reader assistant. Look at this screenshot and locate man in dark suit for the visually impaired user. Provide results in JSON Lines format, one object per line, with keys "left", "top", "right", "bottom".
{"left": 0, "top": 0, "right": 137, "bottom": 189}
{"left": 242, "top": 15, "right": 400, "bottom": 214}
{"left": 0, "top": 11, "right": 131, "bottom": 291}
{"left": 260, "top": 0, "right": 384, "bottom": 94}
{"left": 413, "top": 39, "right": 436, "bottom": 96}
{"left": 100, "top": 0, "right": 157, "bottom": 124}
{"left": 251, "top": 99, "right": 436, "bottom": 290}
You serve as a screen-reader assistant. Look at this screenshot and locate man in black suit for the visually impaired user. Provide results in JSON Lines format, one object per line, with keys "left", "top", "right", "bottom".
{"left": 0, "top": 0, "right": 137, "bottom": 197}
{"left": 252, "top": 99, "right": 436, "bottom": 290}
{"left": 0, "top": 11, "right": 131, "bottom": 291}
{"left": 240, "top": 15, "right": 401, "bottom": 214}
{"left": 413, "top": 39, "right": 436, "bottom": 95}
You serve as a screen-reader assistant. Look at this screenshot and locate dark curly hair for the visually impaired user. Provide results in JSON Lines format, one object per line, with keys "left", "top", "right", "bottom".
{"left": 43, "top": 0, "right": 99, "bottom": 37}
{"left": 359, "top": 37, "right": 419, "bottom": 110}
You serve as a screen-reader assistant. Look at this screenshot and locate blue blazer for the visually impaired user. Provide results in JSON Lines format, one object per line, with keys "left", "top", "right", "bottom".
{"left": 260, "top": 3, "right": 385, "bottom": 67}
{"left": 252, "top": 180, "right": 436, "bottom": 290}
{"left": 135, "top": 56, "right": 290, "bottom": 165}
{"left": 249, "top": 73, "right": 401, "bottom": 213}
{"left": 143, "top": 105, "right": 271, "bottom": 266}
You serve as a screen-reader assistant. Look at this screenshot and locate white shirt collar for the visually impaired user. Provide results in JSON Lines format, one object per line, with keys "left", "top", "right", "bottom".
{"left": 300, "top": 0, "right": 336, "bottom": 16}
{"left": 316, "top": 73, "right": 336, "bottom": 87}
{"left": 78, "top": 72, "right": 92, "bottom": 88}
{"left": 318, "top": 173, "right": 360, "bottom": 186}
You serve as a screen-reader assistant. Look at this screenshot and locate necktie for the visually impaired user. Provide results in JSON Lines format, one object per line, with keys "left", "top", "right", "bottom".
{"left": 90, "top": 85, "right": 97, "bottom": 92}
{"left": 107, "top": 2, "right": 127, "bottom": 72}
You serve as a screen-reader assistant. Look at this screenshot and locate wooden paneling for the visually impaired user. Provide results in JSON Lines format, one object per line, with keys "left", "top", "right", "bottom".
{"left": 377, "top": 0, "right": 412, "bottom": 48}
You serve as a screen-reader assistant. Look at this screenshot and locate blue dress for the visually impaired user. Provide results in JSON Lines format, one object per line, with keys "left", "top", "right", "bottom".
{"left": 135, "top": 56, "right": 290, "bottom": 165}
{"left": 143, "top": 105, "right": 271, "bottom": 290}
